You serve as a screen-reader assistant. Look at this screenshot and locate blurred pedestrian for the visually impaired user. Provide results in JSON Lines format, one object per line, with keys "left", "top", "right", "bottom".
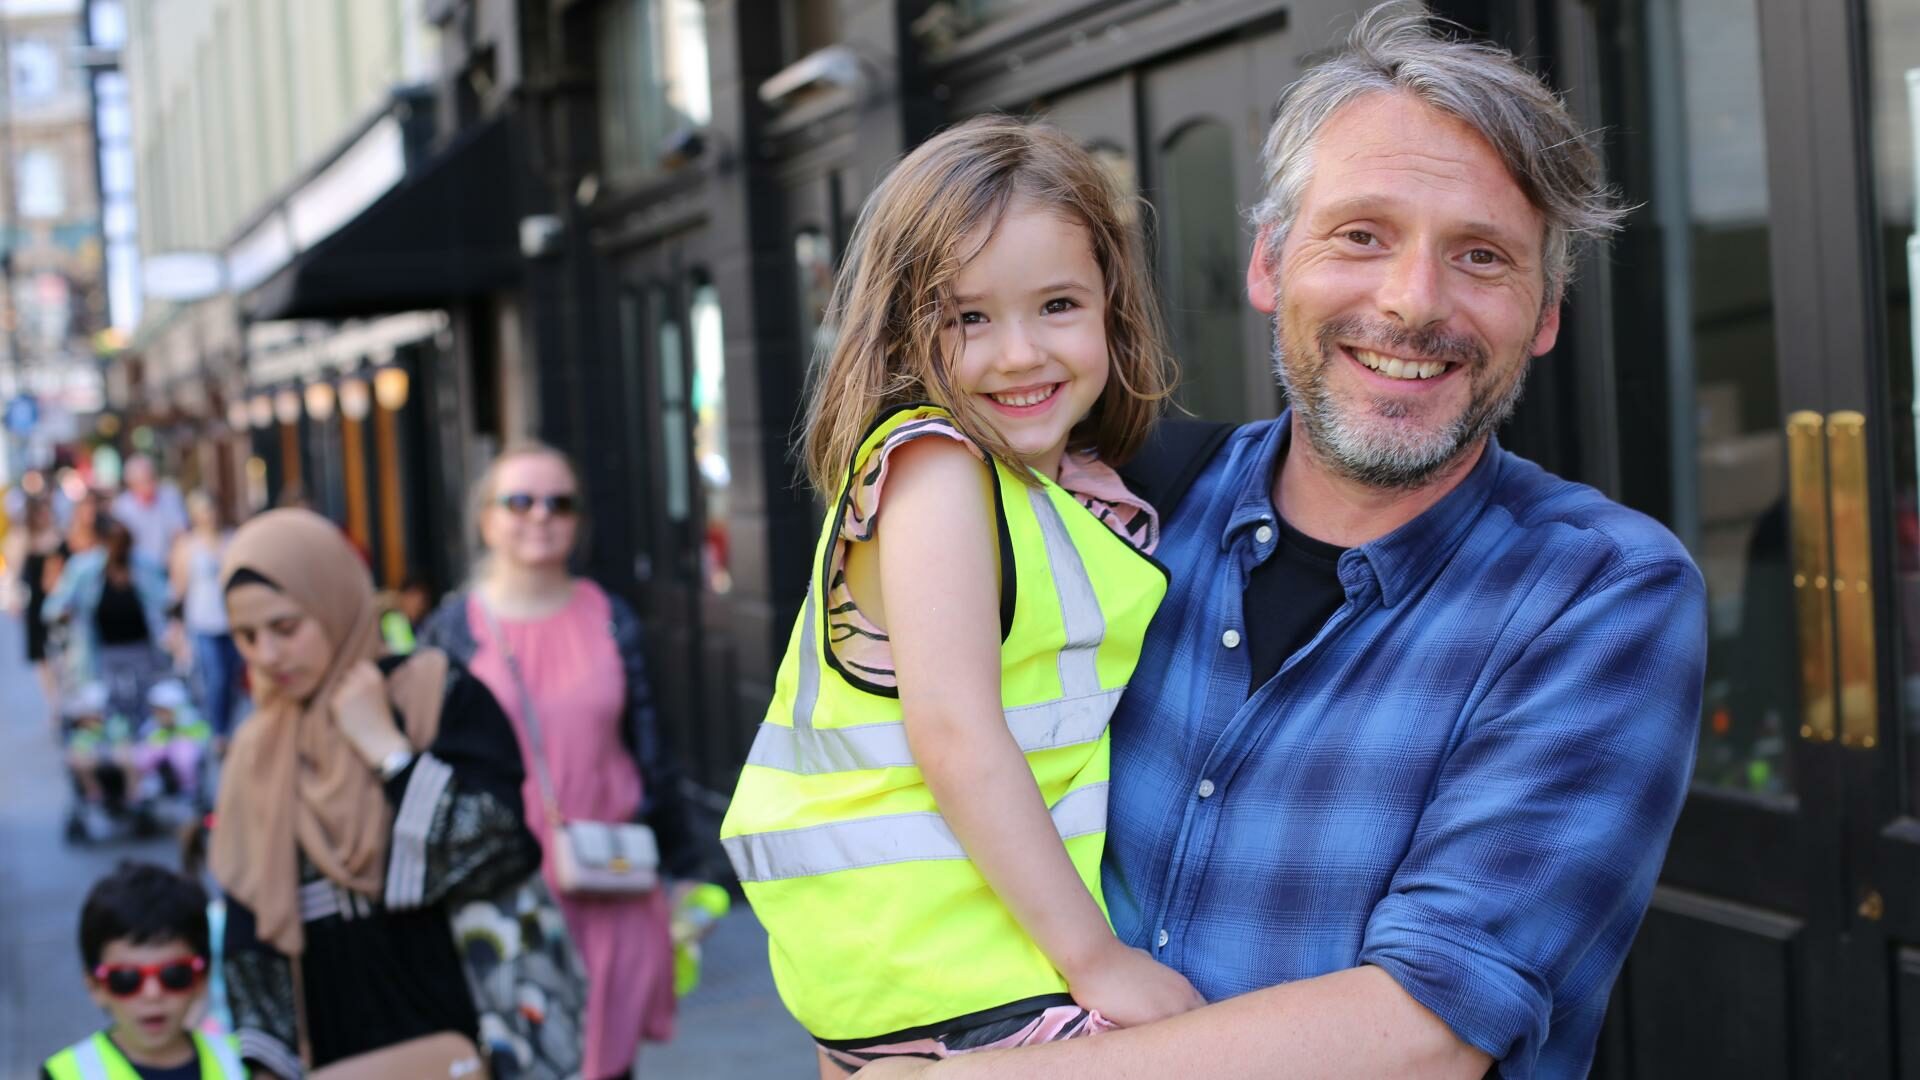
{"left": 4, "top": 494, "right": 66, "bottom": 729}
{"left": 376, "top": 573, "right": 436, "bottom": 655}
{"left": 422, "top": 441, "right": 699, "bottom": 1080}
{"left": 112, "top": 455, "right": 189, "bottom": 567}
{"left": 45, "top": 518, "right": 172, "bottom": 728}
{"left": 212, "top": 509, "right": 576, "bottom": 1079}
{"left": 171, "top": 491, "right": 244, "bottom": 742}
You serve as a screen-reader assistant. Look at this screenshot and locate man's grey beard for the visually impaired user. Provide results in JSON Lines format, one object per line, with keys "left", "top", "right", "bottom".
{"left": 1271, "top": 313, "right": 1527, "bottom": 491}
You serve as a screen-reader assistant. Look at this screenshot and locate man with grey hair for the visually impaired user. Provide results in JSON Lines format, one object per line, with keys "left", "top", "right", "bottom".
{"left": 857, "top": 7, "right": 1706, "bottom": 1079}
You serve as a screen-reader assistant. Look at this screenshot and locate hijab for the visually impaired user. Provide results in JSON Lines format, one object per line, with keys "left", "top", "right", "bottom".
{"left": 209, "top": 509, "right": 449, "bottom": 955}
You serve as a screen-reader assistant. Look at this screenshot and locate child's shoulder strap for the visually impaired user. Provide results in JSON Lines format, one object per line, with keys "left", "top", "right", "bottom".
{"left": 1117, "top": 418, "right": 1237, "bottom": 518}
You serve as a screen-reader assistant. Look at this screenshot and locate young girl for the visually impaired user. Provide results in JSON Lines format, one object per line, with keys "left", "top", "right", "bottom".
{"left": 721, "top": 116, "right": 1202, "bottom": 1076}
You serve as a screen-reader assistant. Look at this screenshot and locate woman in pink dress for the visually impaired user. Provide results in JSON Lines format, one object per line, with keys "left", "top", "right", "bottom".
{"left": 421, "top": 441, "right": 697, "bottom": 1080}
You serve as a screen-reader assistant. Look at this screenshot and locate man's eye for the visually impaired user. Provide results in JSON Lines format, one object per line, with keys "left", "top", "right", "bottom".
{"left": 1343, "top": 229, "right": 1377, "bottom": 246}
{"left": 1466, "top": 249, "right": 1504, "bottom": 266}
{"left": 1042, "top": 298, "right": 1077, "bottom": 315}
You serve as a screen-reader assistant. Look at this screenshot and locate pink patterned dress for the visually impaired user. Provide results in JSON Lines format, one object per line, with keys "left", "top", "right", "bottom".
{"left": 465, "top": 581, "right": 675, "bottom": 1079}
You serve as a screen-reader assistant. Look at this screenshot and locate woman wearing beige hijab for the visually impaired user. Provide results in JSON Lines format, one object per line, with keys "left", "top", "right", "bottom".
{"left": 211, "top": 510, "right": 546, "bottom": 1078}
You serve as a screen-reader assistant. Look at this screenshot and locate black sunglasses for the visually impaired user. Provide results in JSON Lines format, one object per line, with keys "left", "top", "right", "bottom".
{"left": 93, "top": 956, "right": 206, "bottom": 997}
{"left": 494, "top": 492, "right": 580, "bottom": 517}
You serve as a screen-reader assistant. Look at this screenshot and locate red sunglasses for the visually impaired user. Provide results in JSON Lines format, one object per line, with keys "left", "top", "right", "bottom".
{"left": 92, "top": 956, "right": 206, "bottom": 997}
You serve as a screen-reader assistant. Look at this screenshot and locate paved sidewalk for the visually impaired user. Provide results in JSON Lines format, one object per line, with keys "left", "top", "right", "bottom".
{"left": 645, "top": 907, "right": 817, "bottom": 1078}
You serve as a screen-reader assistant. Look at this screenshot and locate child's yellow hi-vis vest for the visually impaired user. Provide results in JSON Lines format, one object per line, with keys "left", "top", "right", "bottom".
{"left": 721, "top": 403, "right": 1168, "bottom": 1045}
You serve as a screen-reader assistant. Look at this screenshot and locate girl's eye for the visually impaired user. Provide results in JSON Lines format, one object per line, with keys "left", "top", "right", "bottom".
{"left": 1042, "top": 298, "right": 1077, "bottom": 315}
{"left": 269, "top": 618, "right": 302, "bottom": 638}
{"left": 958, "top": 311, "right": 986, "bottom": 326}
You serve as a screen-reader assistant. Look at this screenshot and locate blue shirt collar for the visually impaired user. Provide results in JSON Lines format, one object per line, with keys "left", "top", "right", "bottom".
{"left": 1222, "top": 409, "right": 1507, "bottom": 608}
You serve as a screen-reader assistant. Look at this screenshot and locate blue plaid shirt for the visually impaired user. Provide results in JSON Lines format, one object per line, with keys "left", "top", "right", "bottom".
{"left": 1103, "top": 415, "right": 1707, "bottom": 1078}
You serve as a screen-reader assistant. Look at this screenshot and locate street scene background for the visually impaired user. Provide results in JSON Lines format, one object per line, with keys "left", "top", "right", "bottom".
{"left": 0, "top": 609, "right": 812, "bottom": 1077}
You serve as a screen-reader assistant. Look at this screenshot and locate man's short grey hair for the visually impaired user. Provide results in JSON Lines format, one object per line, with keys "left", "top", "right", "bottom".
{"left": 1250, "top": 3, "right": 1626, "bottom": 303}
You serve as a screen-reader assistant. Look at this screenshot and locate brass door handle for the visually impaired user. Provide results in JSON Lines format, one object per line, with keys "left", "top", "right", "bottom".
{"left": 1825, "top": 412, "right": 1878, "bottom": 749}
{"left": 1787, "top": 411, "right": 1836, "bottom": 743}
{"left": 1786, "top": 410, "right": 1880, "bottom": 750}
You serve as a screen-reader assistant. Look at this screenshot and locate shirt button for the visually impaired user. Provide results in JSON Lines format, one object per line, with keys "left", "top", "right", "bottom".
{"left": 1221, "top": 628, "right": 1242, "bottom": 649}
{"left": 1156, "top": 929, "right": 1170, "bottom": 949}
{"left": 1255, "top": 525, "right": 1274, "bottom": 544}
{"left": 1197, "top": 779, "right": 1215, "bottom": 799}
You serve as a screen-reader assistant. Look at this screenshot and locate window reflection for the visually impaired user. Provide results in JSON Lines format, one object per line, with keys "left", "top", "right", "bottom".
{"left": 1087, "top": 143, "right": 1137, "bottom": 228}
{"left": 952, "top": 0, "right": 1023, "bottom": 29}
{"left": 1159, "top": 120, "right": 1244, "bottom": 423}
{"left": 690, "top": 276, "right": 731, "bottom": 595}
{"left": 795, "top": 229, "right": 834, "bottom": 365}
{"left": 597, "top": 0, "right": 712, "bottom": 182}
{"left": 1866, "top": 0, "right": 1920, "bottom": 813}
{"left": 1611, "top": 0, "right": 1790, "bottom": 795}
{"left": 651, "top": 287, "right": 691, "bottom": 526}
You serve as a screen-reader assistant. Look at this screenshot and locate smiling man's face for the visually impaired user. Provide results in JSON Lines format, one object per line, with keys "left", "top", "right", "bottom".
{"left": 1250, "top": 91, "right": 1561, "bottom": 490}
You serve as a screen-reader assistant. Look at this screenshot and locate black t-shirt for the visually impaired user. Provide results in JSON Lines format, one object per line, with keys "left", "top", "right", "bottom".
{"left": 96, "top": 576, "right": 151, "bottom": 645}
{"left": 132, "top": 1056, "right": 202, "bottom": 1080}
{"left": 1243, "top": 512, "right": 1348, "bottom": 695}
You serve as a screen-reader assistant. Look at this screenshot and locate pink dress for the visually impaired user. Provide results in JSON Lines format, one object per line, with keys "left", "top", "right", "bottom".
{"left": 465, "top": 581, "right": 675, "bottom": 1079}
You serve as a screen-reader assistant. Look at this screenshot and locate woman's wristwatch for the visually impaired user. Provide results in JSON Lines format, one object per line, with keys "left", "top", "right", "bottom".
{"left": 378, "top": 748, "right": 417, "bottom": 781}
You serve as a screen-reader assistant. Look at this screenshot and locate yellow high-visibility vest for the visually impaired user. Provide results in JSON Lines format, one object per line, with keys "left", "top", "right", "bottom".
{"left": 721, "top": 403, "right": 1168, "bottom": 1045}
{"left": 42, "top": 1030, "right": 246, "bottom": 1080}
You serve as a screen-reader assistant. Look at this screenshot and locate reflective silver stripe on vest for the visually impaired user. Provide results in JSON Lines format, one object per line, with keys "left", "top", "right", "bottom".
{"left": 1027, "top": 486, "right": 1105, "bottom": 699}
{"left": 746, "top": 687, "right": 1122, "bottom": 774}
{"left": 754, "top": 477, "right": 1116, "bottom": 776}
{"left": 794, "top": 583, "right": 822, "bottom": 732}
{"left": 724, "top": 780, "right": 1109, "bottom": 883}
{"left": 71, "top": 1036, "right": 108, "bottom": 1080}
{"left": 199, "top": 1032, "right": 248, "bottom": 1079}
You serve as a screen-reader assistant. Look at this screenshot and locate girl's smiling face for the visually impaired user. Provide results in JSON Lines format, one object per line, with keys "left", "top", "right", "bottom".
{"left": 941, "top": 198, "right": 1111, "bottom": 480}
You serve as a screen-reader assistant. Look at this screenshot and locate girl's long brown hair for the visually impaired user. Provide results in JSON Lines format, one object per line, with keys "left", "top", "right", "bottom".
{"left": 800, "top": 115, "right": 1176, "bottom": 495}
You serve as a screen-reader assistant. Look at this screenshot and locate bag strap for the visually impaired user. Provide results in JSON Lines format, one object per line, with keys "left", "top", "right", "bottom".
{"left": 291, "top": 955, "right": 313, "bottom": 1071}
{"left": 1116, "top": 418, "right": 1237, "bottom": 518}
{"left": 478, "top": 599, "right": 564, "bottom": 829}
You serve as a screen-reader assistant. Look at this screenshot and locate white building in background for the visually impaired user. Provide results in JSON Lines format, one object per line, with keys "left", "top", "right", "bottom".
{"left": 83, "top": 0, "right": 135, "bottom": 335}
{"left": 0, "top": 0, "right": 108, "bottom": 473}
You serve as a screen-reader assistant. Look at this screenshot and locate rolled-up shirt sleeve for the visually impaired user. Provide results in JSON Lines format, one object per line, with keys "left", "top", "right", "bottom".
{"left": 1358, "top": 555, "right": 1708, "bottom": 1078}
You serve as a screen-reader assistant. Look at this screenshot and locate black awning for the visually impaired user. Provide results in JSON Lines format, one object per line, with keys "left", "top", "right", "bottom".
{"left": 242, "top": 114, "right": 521, "bottom": 322}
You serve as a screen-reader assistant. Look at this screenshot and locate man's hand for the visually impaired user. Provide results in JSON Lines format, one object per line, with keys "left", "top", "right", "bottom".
{"left": 329, "top": 660, "right": 409, "bottom": 767}
{"left": 1066, "top": 943, "right": 1205, "bottom": 1028}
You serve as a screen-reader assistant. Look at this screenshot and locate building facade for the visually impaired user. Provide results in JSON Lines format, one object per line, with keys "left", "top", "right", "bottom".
{"left": 0, "top": 0, "right": 108, "bottom": 476}
{"left": 115, "top": 0, "right": 1920, "bottom": 1071}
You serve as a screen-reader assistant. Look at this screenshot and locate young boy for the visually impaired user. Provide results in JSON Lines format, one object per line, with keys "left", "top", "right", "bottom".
{"left": 40, "top": 862, "right": 245, "bottom": 1080}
